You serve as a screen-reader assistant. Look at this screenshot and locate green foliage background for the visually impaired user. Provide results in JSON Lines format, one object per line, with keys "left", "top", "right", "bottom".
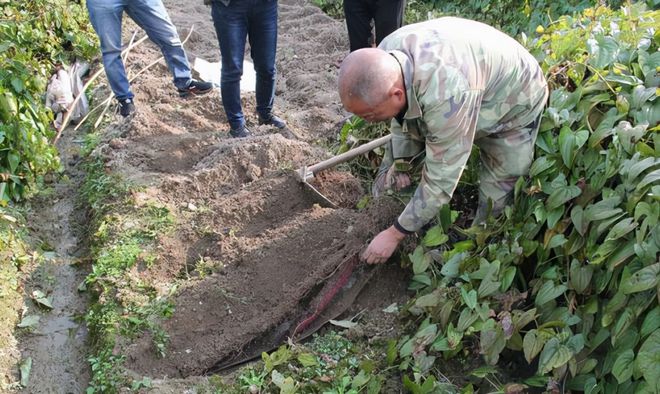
{"left": 0, "top": 0, "right": 97, "bottom": 204}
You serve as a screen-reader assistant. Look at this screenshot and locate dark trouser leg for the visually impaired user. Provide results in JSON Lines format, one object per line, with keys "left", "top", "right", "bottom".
{"left": 211, "top": 1, "right": 249, "bottom": 130}
{"left": 344, "top": 0, "right": 375, "bottom": 52}
{"left": 374, "top": 0, "right": 405, "bottom": 45}
{"left": 248, "top": 0, "right": 278, "bottom": 119}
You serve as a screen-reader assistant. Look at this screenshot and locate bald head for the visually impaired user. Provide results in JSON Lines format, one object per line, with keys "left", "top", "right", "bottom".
{"left": 338, "top": 48, "right": 403, "bottom": 108}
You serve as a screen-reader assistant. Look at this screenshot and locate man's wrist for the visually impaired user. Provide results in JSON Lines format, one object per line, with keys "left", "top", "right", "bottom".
{"left": 392, "top": 220, "right": 413, "bottom": 239}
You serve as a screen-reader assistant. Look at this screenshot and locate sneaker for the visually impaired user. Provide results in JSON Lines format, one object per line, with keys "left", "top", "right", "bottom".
{"left": 178, "top": 79, "right": 214, "bottom": 98}
{"left": 118, "top": 98, "right": 135, "bottom": 117}
{"left": 229, "top": 125, "right": 251, "bottom": 138}
{"left": 258, "top": 114, "right": 286, "bottom": 129}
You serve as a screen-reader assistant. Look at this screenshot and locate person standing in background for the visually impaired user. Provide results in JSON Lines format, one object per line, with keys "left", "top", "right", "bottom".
{"left": 209, "top": 0, "right": 286, "bottom": 138}
{"left": 343, "top": 0, "right": 406, "bottom": 52}
{"left": 87, "top": 0, "right": 214, "bottom": 117}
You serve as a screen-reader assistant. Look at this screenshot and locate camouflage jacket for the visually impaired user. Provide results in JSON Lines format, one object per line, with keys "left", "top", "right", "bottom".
{"left": 378, "top": 17, "right": 548, "bottom": 233}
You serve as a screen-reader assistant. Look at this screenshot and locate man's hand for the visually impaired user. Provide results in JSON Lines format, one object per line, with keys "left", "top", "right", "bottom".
{"left": 373, "top": 164, "right": 411, "bottom": 197}
{"left": 361, "top": 225, "right": 407, "bottom": 264}
{"left": 385, "top": 165, "right": 411, "bottom": 191}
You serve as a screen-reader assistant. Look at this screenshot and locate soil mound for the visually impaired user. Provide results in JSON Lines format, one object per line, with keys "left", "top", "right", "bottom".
{"left": 84, "top": 0, "right": 412, "bottom": 384}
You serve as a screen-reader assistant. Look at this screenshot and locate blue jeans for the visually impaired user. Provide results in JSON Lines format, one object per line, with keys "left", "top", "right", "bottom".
{"left": 87, "top": 0, "right": 192, "bottom": 100}
{"left": 211, "top": 0, "right": 278, "bottom": 130}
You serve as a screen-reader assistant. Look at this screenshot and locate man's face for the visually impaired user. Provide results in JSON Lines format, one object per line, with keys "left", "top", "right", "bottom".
{"left": 344, "top": 95, "right": 403, "bottom": 123}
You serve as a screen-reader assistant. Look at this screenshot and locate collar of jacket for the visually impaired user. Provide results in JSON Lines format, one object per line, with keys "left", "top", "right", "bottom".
{"left": 388, "top": 50, "right": 422, "bottom": 121}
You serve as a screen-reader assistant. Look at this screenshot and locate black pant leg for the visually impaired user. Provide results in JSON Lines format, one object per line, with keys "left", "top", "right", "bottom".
{"left": 373, "top": 0, "right": 405, "bottom": 45}
{"left": 344, "top": 0, "right": 375, "bottom": 51}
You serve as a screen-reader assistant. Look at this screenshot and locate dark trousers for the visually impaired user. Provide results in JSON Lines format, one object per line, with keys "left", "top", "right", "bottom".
{"left": 343, "top": 0, "right": 405, "bottom": 52}
{"left": 211, "top": 0, "right": 278, "bottom": 130}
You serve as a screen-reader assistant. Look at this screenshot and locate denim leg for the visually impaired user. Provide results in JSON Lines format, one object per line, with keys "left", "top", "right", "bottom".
{"left": 87, "top": 0, "right": 133, "bottom": 100}
{"left": 248, "top": 0, "right": 278, "bottom": 119}
{"left": 126, "top": 0, "right": 192, "bottom": 90}
{"left": 211, "top": 1, "right": 249, "bottom": 130}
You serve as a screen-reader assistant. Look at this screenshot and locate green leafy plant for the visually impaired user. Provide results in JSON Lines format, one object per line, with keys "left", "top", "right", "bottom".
{"left": 394, "top": 3, "right": 659, "bottom": 392}
{"left": 0, "top": 1, "right": 97, "bottom": 203}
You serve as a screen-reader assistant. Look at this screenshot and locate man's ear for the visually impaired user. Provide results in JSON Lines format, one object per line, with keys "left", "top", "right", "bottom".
{"left": 391, "top": 86, "right": 406, "bottom": 106}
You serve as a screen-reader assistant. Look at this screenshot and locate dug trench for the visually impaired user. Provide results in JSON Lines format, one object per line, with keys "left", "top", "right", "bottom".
{"left": 72, "top": 0, "right": 414, "bottom": 385}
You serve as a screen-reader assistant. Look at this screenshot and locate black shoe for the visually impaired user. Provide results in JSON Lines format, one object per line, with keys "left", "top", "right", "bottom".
{"left": 258, "top": 114, "right": 286, "bottom": 129}
{"left": 178, "top": 79, "right": 214, "bottom": 97}
{"left": 229, "top": 125, "right": 251, "bottom": 138}
{"left": 118, "top": 98, "right": 135, "bottom": 117}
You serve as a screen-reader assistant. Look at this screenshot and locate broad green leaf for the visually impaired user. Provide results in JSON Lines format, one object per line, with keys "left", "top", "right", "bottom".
{"left": 17, "top": 315, "right": 40, "bottom": 329}
{"left": 31, "top": 290, "right": 52, "bottom": 310}
{"left": 351, "top": 370, "right": 370, "bottom": 388}
{"left": 630, "top": 85, "right": 657, "bottom": 109}
{"left": 588, "top": 108, "right": 619, "bottom": 147}
{"left": 20, "top": 357, "right": 31, "bottom": 387}
{"left": 621, "top": 154, "right": 659, "bottom": 183}
{"left": 546, "top": 186, "right": 582, "bottom": 210}
{"left": 607, "top": 239, "right": 636, "bottom": 271}
{"left": 614, "top": 121, "right": 647, "bottom": 154}
{"left": 513, "top": 309, "right": 537, "bottom": 331}
{"left": 538, "top": 337, "right": 572, "bottom": 374}
{"left": 579, "top": 359, "right": 598, "bottom": 375}
{"left": 297, "top": 353, "right": 317, "bottom": 367}
{"left": 535, "top": 281, "right": 567, "bottom": 306}
{"left": 587, "top": 35, "right": 619, "bottom": 69}
{"left": 480, "top": 321, "right": 506, "bottom": 365}
{"left": 559, "top": 126, "right": 576, "bottom": 167}
{"left": 547, "top": 234, "right": 567, "bottom": 250}
{"left": 441, "top": 252, "right": 466, "bottom": 279}
{"left": 523, "top": 330, "right": 545, "bottom": 363}
{"left": 410, "top": 246, "right": 429, "bottom": 275}
{"left": 612, "top": 349, "right": 635, "bottom": 384}
{"left": 635, "top": 329, "right": 660, "bottom": 386}
{"left": 500, "top": 267, "right": 516, "bottom": 292}
{"left": 637, "top": 169, "right": 660, "bottom": 191}
{"left": 415, "top": 290, "right": 442, "bottom": 308}
{"left": 546, "top": 205, "right": 565, "bottom": 229}
{"left": 422, "top": 226, "right": 448, "bottom": 247}
{"left": 584, "top": 197, "right": 622, "bottom": 221}
{"left": 605, "top": 73, "right": 643, "bottom": 86}
{"left": 612, "top": 308, "right": 636, "bottom": 347}
{"left": 457, "top": 308, "right": 479, "bottom": 332}
{"left": 604, "top": 217, "right": 637, "bottom": 242}
{"left": 530, "top": 156, "right": 556, "bottom": 177}
{"left": 571, "top": 206, "right": 588, "bottom": 236}
{"left": 386, "top": 339, "right": 397, "bottom": 365}
{"left": 461, "top": 287, "right": 478, "bottom": 310}
{"left": 11, "top": 77, "right": 24, "bottom": 93}
{"left": 7, "top": 151, "right": 19, "bottom": 173}
{"left": 621, "top": 263, "right": 660, "bottom": 294}
{"left": 640, "top": 306, "right": 660, "bottom": 339}
{"left": 569, "top": 260, "right": 593, "bottom": 294}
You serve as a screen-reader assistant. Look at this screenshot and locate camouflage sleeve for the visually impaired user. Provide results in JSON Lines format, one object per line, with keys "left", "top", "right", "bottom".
{"left": 396, "top": 89, "right": 483, "bottom": 232}
{"left": 390, "top": 118, "right": 424, "bottom": 160}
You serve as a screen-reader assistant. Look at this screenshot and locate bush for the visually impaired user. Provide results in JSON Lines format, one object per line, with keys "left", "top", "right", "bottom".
{"left": 0, "top": 1, "right": 97, "bottom": 203}
{"left": 398, "top": 3, "right": 659, "bottom": 392}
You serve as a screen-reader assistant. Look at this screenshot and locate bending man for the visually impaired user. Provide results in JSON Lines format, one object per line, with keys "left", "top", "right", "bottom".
{"left": 338, "top": 17, "right": 548, "bottom": 264}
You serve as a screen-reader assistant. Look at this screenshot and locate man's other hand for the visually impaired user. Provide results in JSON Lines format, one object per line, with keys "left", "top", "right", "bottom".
{"left": 361, "top": 225, "right": 407, "bottom": 264}
{"left": 385, "top": 165, "right": 411, "bottom": 191}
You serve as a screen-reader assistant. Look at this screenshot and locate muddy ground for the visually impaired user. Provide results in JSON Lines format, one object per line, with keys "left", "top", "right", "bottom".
{"left": 9, "top": 0, "right": 415, "bottom": 391}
